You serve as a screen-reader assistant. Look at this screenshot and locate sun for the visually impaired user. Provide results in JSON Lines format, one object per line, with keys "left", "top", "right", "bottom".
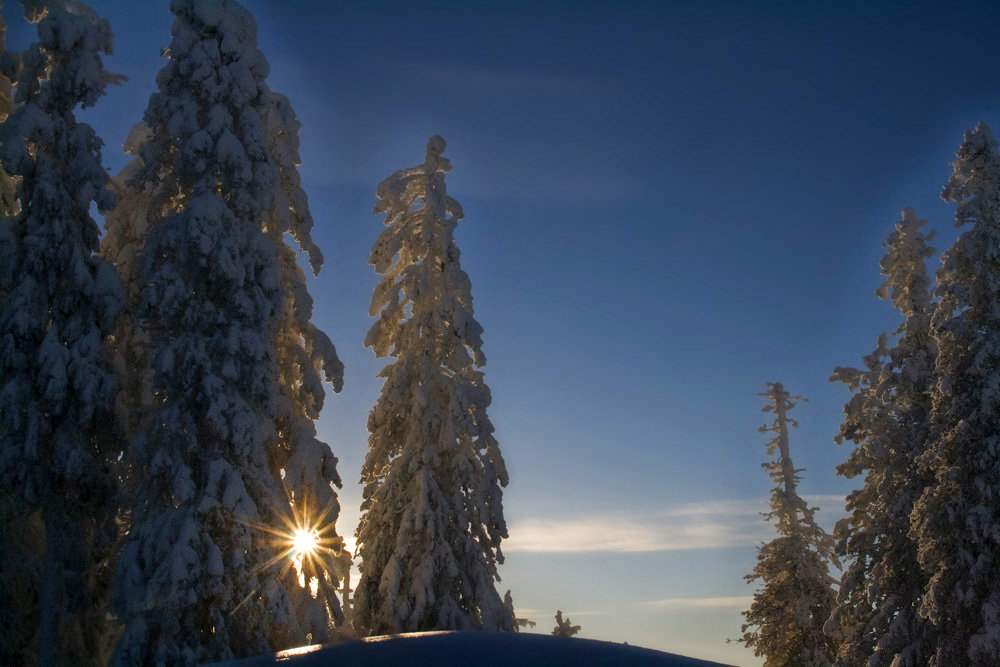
{"left": 291, "top": 527, "right": 320, "bottom": 559}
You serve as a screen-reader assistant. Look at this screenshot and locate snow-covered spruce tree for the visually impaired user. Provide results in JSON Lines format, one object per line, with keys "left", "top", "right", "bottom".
{"left": 355, "top": 136, "right": 514, "bottom": 635}
{"left": 109, "top": 1, "right": 344, "bottom": 663}
{"left": 825, "top": 208, "right": 937, "bottom": 667}
{"left": 0, "top": 2, "right": 124, "bottom": 665}
{"left": 909, "top": 122, "right": 1000, "bottom": 666}
{"left": 740, "top": 383, "right": 838, "bottom": 667}
{"left": 105, "top": 88, "right": 346, "bottom": 656}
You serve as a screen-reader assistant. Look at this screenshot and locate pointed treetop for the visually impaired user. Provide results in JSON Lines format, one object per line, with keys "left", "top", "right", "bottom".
{"left": 941, "top": 121, "right": 999, "bottom": 224}
{"left": 426, "top": 134, "right": 446, "bottom": 158}
{"left": 875, "top": 207, "right": 935, "bottom": 317}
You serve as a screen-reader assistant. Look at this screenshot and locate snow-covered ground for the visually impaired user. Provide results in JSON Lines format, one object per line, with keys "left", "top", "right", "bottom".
{"left": 207, "top": 631, "right": 737, "bottom": 666}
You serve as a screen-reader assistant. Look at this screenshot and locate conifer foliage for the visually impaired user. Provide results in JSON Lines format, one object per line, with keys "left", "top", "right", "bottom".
{"left": 108, "top": 1, "right": 344, "bottom": 663}
{"left": 355, "top": 136, "right": 514, "bottom": 635}
{"left": 0, "top": 2, "right": 124, "bottom": 664}
{"left": 740, "top": 383, "right": 837, "bottom": 667}
{"left": 826, "top": 208, "right": 937, "bottom": 667}
{"left": 909, "top": 122, "right": 1000, "bottom": 666}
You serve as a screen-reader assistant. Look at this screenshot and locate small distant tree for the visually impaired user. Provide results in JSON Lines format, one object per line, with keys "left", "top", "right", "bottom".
{"left": 739, "top": 383, "right": 837, "bottom": 667}
{"left": 552, "top": 610, "right": 581, "bottom": 638}
{"left": 826, "top": 208, "right": 937, "bottom": 667}
{"left": 354, "top": 136, "right": 514, "bottom": 634}
{"left": 504, "top": 590, "right": 536, "bottom": 631}
{"left": 909, "top": 122, "right": 1000, "bottom": 666}
{"left": 0, "top": 2, "right": 124, "bottom": 664}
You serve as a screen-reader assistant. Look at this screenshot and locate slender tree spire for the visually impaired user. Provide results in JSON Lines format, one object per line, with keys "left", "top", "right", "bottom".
{"left": 740, "top": 383, "right": 837, "bottom": 667}
{"left": 355, "top": 136, "right": 514, "bottom": 635}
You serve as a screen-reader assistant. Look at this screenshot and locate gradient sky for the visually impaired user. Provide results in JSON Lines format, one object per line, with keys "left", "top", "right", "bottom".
{"left": 7, "top": 1, "right": 1000, "bottom": 664}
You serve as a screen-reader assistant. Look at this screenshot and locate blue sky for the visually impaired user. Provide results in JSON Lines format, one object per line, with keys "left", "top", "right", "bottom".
{"left": 7, "top": 1, "right": 1000, "bottom": 664}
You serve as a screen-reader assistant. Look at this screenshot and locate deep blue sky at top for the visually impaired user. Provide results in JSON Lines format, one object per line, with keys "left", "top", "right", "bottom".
{"left": 6, "top": 1, "right": 1000, "bottom": 662}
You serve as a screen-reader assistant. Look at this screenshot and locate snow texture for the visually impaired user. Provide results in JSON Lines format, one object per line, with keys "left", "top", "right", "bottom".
{"left": 354, "top": 136, "right": 514, "bottom": 635}
{"left": 0, "top": 1, "right": 124, "bottom": 664}
{"left": 739, "top": 383, "right": 837, "bottom": 667}
{"left": 106, "top": 2, "right": 344, "bottom": 664}
{"left": 826, "top": 208, "right": 937, "bottom": 667}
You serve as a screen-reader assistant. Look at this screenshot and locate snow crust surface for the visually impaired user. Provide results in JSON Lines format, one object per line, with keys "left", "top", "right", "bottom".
{"left": 205, "top": 631, "right": 736, "bottom": 667}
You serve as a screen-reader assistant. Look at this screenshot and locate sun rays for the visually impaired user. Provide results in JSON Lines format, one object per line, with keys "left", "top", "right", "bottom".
{"left": 236, "top": 484, "right": 350, "bottom": 600}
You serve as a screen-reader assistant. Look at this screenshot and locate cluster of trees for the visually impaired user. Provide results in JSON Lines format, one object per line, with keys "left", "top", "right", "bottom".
{"left": 741, "top": 124, "right": 1000, "bottom": 666}
{"left": 0, "top": 1, "right": 512, "bottom": 665}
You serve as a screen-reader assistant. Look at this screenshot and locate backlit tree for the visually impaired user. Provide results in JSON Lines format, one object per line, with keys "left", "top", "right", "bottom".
{"left": 740, "top": 383, "right": 837, "bottom": 667}
{"left": 108, "top": 1, "right": 344, "bottom": 663}
{"left": 354, "top": 136, "right": 514, "bottom": 634}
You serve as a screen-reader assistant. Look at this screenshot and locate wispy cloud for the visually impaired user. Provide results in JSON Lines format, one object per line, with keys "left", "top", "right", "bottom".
{"left": 645, "top": 596, "right": 753, "bottom": 609}
{"left": 504, "top": 495, "right": 846, "bottom": 553}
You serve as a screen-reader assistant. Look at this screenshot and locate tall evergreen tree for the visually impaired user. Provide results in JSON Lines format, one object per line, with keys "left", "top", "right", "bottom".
{"left": 826, "top": 208, "right": 937, "bottom": 667}
{"left": 109, "top": 1, "right": 344, "bottom": 663}
{"left": 0, "top": 2, "right": 124, "bottom": 664}
{"left": 910, "top": 122, "right": 1000, "bottom": 666}
{"left": 355, "top": 136, "right": 514, "bottom": 635}
{"left": 740, "top": 383, "right": 838, "bottom": 667}
{"left": 105, "top": 99, "right": 346, "bottom": 656}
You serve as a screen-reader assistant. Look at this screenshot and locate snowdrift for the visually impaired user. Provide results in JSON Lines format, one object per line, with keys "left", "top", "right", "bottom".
{"left": 207, "top": 631, "right": 736, "bottom": 666}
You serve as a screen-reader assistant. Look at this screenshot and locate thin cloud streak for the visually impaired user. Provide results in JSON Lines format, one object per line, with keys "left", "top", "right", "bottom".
{"left": 504, "top": 495, "right": 846, "bottom": 553}
{"left": 646, "top": 596, "right": 753, "bottom": 609}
